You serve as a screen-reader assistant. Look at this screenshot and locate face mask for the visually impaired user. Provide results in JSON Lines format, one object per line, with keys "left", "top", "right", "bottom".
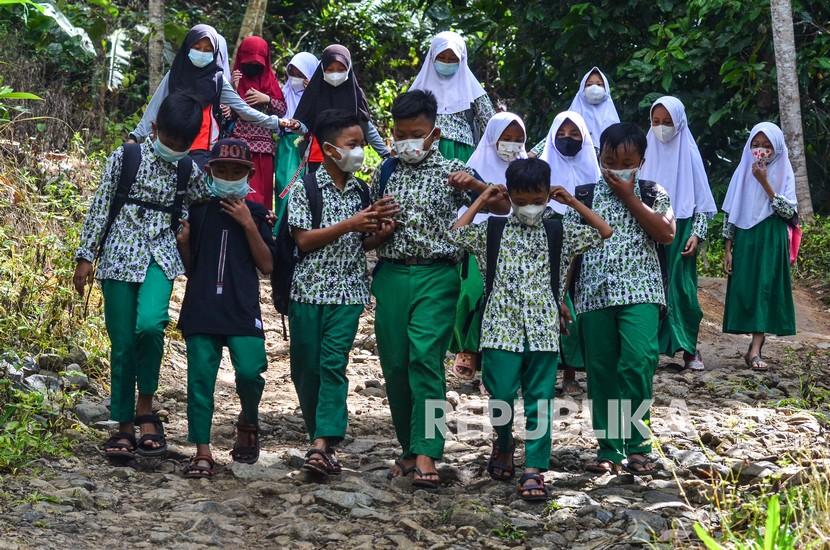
{"left": 434, "top": 61, "right": 460, "bottom": 78}
{"left": 394, "top": 130, "right": 435, "bottom": 164}
{"left": 555, "top": 137, "right": 583, "bottom": 157}
{"left": 188, "top": 48, "right": 214, "bottom": 68}
{"left": 584, "top": 84, "right": 606, "bottom": 105}
{"left": 751, "top": 147, "right": 774, "bottom": 165}
{"left": 512, "top": 203, "right": 546, "bottom": 227}
{"left": 241, "top": 63, "right": 263, "bottom": 78}
{"left": 653, "top": 124, "right": 676, "bottom": 144}
{"left": 604, "top": 167, "right": 638, "bottom": 182}
{"left": 323, "top": 71, "right": 348, "bottom": 87}
{"left": 288, "top": 76, "right": 306, "bottom": 92}
{"left": 208, "top": 175, "right": 251, "bottom": 200}
{"left": 325, "top": 143, "right": 364, "bottom": 173}
{"left": 153, "top": 138, "right": 189, "bottom": 164}
{"left": 496, "top": 141, "right": 523, "bottom": 162}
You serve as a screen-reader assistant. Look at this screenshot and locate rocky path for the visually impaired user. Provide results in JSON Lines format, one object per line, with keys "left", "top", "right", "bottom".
{"left": 1, "top": 277, "right": 829, "bottom": 549}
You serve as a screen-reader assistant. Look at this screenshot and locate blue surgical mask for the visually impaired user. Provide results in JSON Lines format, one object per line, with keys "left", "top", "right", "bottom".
{"left": 208, "top": 175, "right": 251, "bottom": 199}
{"left": 153, "top": 138, "right": 189, "bottom": 164}
{"left": 434, "top": 61, "right": 460, "bottom": 78}
{"left": 188, "top": 48, "right": 214, "bottom": 68}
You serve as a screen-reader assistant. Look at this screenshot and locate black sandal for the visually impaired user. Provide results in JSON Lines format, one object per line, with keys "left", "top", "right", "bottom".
{"left": 412, "top": 468, "right": 440, "bottom": 490}
{"left": 486, "top": 442, "right": 515, "bottom": 481}
{"left": 103, "top": 432, "right": 136, "bottom": 461}
{"left": 230, "top": 423, "right": 260, "bottom": 464}
{"left": 585, "top": 459, "right": 621, "bottom": 475}
{"left": 134, "top": 414, "right": 168, "bottom": 457}
{"left": 184, "top": 455, "right": 216, "bottom": 479}
{"left": 303, "top": 448, "right": 336, "bottom": 477}
{"left": 517, "top": 472, "right": 549, "bottom": 502}
{"left": 387, "top": 459, "right": 416, "bottom": 480}
{"left": 625, "top": 455, "right": 657, "bottom": 475}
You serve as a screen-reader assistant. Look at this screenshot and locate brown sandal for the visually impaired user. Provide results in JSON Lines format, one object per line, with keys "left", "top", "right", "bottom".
{"left": 230, "top": 423, "right": 260, "bottom": 464}
{"left": 585, "top": 459, "right": 621, "bottom": 475}
{"left": 517, "top": 472, "right": 549, "bottom": 502}
{"left": 303, "top": 448, "right": 336, "bottom": 477}
{"left": 184, "top": 455, "right": 216, "bottom": 479}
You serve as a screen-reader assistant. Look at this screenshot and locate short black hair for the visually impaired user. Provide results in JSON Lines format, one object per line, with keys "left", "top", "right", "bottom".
{"left": 599, "top": 122, "right": 647, "bottom": 158}
{"left": 390, "top": 90, "right": 438, "bottom": 124}
{"left": 156, "top": 93, "right": 203, "bottom": 145}
{"left": 505, "top": 158, "right": 551, "bottom": 194}
{"left": 314, "top": 109, "right": 363, "bottom": 145}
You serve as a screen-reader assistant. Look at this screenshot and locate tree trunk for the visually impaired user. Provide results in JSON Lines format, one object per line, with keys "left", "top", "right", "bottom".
{"left": 770, "top": 0, "right": 813, "bottom": 221}
{"left": 148, "top": 0, "right": 165, "bottom": 93}
{"left": 234, "top": 0, "right": 268, "bottom": 60}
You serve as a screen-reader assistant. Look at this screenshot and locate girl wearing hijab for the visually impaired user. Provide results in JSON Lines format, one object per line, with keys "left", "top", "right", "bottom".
{"left": 228, "top": 36, "right": 287, "bottom": 208}
{"left": 451, "top": 112, "right": 526, "bottom": 380}
{"left": 274, "top": 51, "right": 319, "bottom": 224}
{"left": 409, "top": 31, "right": 495, "bottom": 162}
{"left": 290, "top": 44, "right": 388, "bottom": 173}
{"left": 539, "top": 111, "right": 601, "bottom": 395}
{"left": 130, "top": 24, "right": 290, "bottom": 168}
{"left": 641, "top": 96, "right": 716, "bottom": 370}
{"left": 721, "top": 122, "right": 797, "bottom": 371}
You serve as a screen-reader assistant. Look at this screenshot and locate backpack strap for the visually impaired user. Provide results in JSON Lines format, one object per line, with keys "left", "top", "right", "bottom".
{"left": 97, "top": 143, "right": 141, "bottom": 259}
{"left": 542, "top": 217, "right": 564, "bottom": 305}
{"left": 483, "top": 217, "right": 508, "bottom": 306}
{"left": 377, "top": 157, "right": 399, "bottom": 197}
{"left": 568, "top": 183, "right": 596, "bottom": 297}
{"left": 171, "top": 156, "right": 193, "bottom": 232}
{"left": 303, "top": 172, "right": 323, "bottom": 229}
{"left": 356, "top": 181, "right": 372, "bottom": 210}
{"left": 637, "top": 179, "right": 658, "bottom": 208}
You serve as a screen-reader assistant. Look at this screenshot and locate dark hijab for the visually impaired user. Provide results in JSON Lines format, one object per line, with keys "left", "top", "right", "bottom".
{"left": 167, "top": 24, "right": 224, "bottom": 107}
{"left": 293, "top": 44, "right": 371, "bottom": 132}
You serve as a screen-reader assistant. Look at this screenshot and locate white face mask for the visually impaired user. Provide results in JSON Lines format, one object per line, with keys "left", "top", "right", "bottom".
{"left": 393, "top": 129, "right": 436, "bottom": 164}
{"left": 512, "top": 202, "right": 546, "bottom": 226}
{"left": 605, "top": 167, "right": 638, "bottom": 182}
{"left": 584, "top": 84, "right": 606, "bottom": 105}
{"left": 496, "top": 141, "right": 523, "bottom": 162}
{"left": 323, "top": 71, "right": 348, "bottom": 87}
{"left": 288, "top": 76, "right": 306, "bottom": 92}
{"left": 652, "top": 124, "right": 676, "bottom": 143}
{"left": 325, "top": 143, "right": 364, "bottom": 173}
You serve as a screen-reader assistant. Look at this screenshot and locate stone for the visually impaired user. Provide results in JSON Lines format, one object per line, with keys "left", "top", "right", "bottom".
{"left": 732, "top": 460, "right": 778, "bottom": 481}
{"left": 144, "top": 488, "right": 179, "bottom": 509}
{"left": 674, "top": 449, "right": 708, "bottom": 468}
{"left": 284, "top": 448, "right": 307, "bottom": 469}
{"left": 73, "top": 400, "right": 110, "bottom": 425}
{"left": 445, "top": 391, "right": 460, "bottom": 408}
{"left": 67, "top": 347, "right": 88, "bottom": 367}
{"left": 53, "top": 488, "right": 94, "bottom": 511}
{"left": 364, "top": 379, "right": 382, "bottom": 388}
{"left": 231, "top": 452, "right": 290, "bottom": 481}
{"left": 38, "top": 353, "right": 63, "bottom": 371}
{"left": 62, "top": 370, "right": 89, "bottom": 390}
{"left": 313, "top": 489, "right": 373, "bottom": 510}
{"left": 623, "top": 509, "right": 668, "bottom": 532}
{"left": 24, "top": 374, "right": 61, "bottom": 393}
{"left": 359, "top": 386, "right": 386, "bottom": 398}
{"left": 555, "top": 493, "right": 599, "bottom": 509}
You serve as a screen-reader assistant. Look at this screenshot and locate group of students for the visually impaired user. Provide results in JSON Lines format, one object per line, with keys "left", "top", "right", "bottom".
{"left": 72, "top": 24, "right": 799, "bottom": 501}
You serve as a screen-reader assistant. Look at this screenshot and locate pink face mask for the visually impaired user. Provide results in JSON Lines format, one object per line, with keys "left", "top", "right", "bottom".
{"left": 751, "top": 147, "right": 774, "bottom": 165}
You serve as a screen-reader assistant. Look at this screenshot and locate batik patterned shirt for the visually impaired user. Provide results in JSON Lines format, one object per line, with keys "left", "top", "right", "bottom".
{"left": 436, "top": 95, "right": 495, "bottom": 147}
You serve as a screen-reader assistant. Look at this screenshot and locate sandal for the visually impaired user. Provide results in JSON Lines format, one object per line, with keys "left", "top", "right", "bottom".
{"left": 625, "top": 455, "right": 657, "bottom": 475}
{"left": 134, "top": 414, "right": 168, "bottom": 457}
{"left": 326, "top": 447, "right": 342, "bottom": 475}
{"left": 387, "top": 459, "right": 416, "bottom": 480}
{"left": 452, "top": 352, "right": 478, "bottom": 380}
{"left": 585, "top": 459, "right": 621, "bottom": 475}
{"left": 184, "top": 455, "right": 216, "bottom": 479}
{"left": 412, "top": 467, "right": 440, "bottom": 490}
{"left": 103, "top": 432, "right": 136, "bottom": 461}
{"left": 230, "top": 423, "right": 260, "bottom": 464}
{"left": 517, "top": 472, "right": 549, "bottom": 502}
{"left": 744, "top": 353, "right": 769, "bottom": 371}
{"left": 486, "top": 442, "right": 515, "bottom": 481}
{"left": 303, "top": 448, "right": 336, "bottom": 477}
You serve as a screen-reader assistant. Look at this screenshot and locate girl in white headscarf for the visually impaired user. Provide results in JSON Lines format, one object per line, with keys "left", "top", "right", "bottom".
{"left": 274, "top": 51, "right": 320, "bottom": 225}
{"left": 450, "top": 113, "right": 525, "bottom": 379}
{"left": 721, "top": 122, "right": 798, "bottom": 370}
{"left": 409, "top": 31, "right": 495, "bottom": 162}
{"left": 641, "top": 96, "right": 716, "bottom": 370}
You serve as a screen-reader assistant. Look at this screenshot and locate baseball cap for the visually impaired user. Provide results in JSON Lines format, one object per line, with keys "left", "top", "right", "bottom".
{"left": 207, "top": 138, "right": 254, "bottom": 167}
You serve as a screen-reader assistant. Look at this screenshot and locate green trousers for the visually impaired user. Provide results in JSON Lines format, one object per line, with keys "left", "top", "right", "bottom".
{"left": 185, "top": 334, "right": 267, "bottom": 444}
{"left": 482, "top": 345, "right": 559, "bottom": 470}
{"left": 372, "top": 261, "right": 459, "bottom": 459}
{"left": 288, "top": 301, "right": 363, "bottom": 443}
{"left": 580, "top": 304, "right": 659, "bottom": 463}
{"left": 101, "top": 261, "right": 173, "bottom": 423}
{"left": 451, "top": 254, "right": 483, "bottom": 353}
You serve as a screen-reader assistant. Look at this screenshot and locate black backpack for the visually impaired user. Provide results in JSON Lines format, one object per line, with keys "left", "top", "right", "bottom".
{"left": 95, "top": 142, "right": 192, "bottom": 259}
{"left": 569, "top": 180, "right": 669, "bottom": 312}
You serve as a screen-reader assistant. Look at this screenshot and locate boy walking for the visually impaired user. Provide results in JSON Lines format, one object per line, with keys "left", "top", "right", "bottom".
{"left": 176, "top": 138, "right": 276, "bottom": 478}
{"left": 452, "top": 158, "right": 612, "bottom": 500}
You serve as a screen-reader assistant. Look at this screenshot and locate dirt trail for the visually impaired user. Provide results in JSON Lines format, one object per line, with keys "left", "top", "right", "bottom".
{"left": 0, "top": 277, "right": 828, "bottom": 549}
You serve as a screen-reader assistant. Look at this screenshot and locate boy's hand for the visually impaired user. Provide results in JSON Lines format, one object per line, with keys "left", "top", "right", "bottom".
{"left": 245, "top": 88, "right": 270, "bottom": 107}
{"left": 376, "top": 219, "right": 397, "bottom": 239}
{"left": 280, "top": 118, "right": 301, "bottom": 130}
{"left": 447, "top": 171, "right": 478, "bottom": 191}
{"left": 73, "top": 260, "right": 93, "bottom": 296}
{"left": 681, "top": 235, "right": 699, "bottom": 256}
{"left": 265, "top": 210, "right": 277, "bottom": 227}
{"left": 550, "top": 185, "right": 575, "bottom": 206}
{"left": 478, "top": 184, "right": 507, "bottom": 207}
{"left": 232, "top": 69, "right": 242, "bottom": 89}
{"left": 220, "top": 104, "right": 232, "bottom": 120}
{"left": 176, "top": 219, "right": 190, "bottom": 246}
{"left": 348, "top": 207, "right": 379, "bottom": 233}
{"left": 604, "top": 169, "right": 636, "bottom": 200}
{"left": 221, "top": 199, "right": 255, "bottom": 230}
{"left": 723, "top": 249, "right": 733, "bottom": 275}
{"left": 371, "top": 196, "right": 400, "bottom": 221}
{"left": 559, "top": 301, "right": 573, "bottom": 336}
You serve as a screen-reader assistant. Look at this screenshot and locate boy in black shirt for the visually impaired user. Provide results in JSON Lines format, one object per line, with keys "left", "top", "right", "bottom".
{"left": 177, "top": 138, "right": 276, "bottom": 477}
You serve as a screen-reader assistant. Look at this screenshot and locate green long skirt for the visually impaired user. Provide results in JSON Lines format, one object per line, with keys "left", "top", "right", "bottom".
{"left": 659, "top": 217, "right": 703, "bottom": 356}
{"left": 439, "top": 138, "right": 475, "bottom": 163}
{"left": 723, "top": 216, "right": 796, "bottom": 336}
{"left": 451, "top": 255, "right": 483, "bottom": 353}
{"left": 561, "top": 294, "right": 584, "bottom": 369}
{"left": 274, "top": 133, "right": 304, "bottom": 229}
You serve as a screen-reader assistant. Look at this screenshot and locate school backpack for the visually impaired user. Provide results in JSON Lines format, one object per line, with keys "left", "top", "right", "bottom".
{"left": 95, "top": 142, "right": 193, "bottom": 259}
{"left": 569, "top": 179, "right": 669, "bottom": 311}
{"left": 270, "top": 169, "right": 377, "bottom": 316}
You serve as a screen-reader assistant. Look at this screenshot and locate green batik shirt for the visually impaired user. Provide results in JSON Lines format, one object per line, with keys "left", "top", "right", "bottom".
{"left": 75, "top": 141, "right": 206, "bottom": 282}
{"left": 450, "top": 213, "right": 603, "bottom": 353}
{"left": 565, "top": 177, "right": 673, "bottom": 314}
{"left": 373, "top": 149, "right": 473, "bottom": 262}
{"left": 288, "top": 169, "right": 370, "bottom": 305}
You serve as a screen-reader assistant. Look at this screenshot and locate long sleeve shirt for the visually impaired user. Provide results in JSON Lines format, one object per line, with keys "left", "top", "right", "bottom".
{"left": 436, "top": 95, "right": 495, "bottom": 147}
{"left": 722, "top": 194, "right": 796, "bottom": 240}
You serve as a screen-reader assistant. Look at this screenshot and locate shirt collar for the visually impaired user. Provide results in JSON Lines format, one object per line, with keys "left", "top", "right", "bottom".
{"left": 317, "top": 167, "right": 359, "bottom": 193}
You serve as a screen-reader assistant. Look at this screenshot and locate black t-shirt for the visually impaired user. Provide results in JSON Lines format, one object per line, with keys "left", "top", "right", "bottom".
{"left": 178, "top": 199, "right": 276, "bottom": 338}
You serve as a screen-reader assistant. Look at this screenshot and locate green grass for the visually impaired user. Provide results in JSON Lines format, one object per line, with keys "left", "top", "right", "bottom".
{"left": 492, "top": 522, "right": 526, "bottom": 542}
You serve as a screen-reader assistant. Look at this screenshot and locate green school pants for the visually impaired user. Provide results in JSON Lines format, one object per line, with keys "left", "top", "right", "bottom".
{"left": 288, "top": 301, "right": 363, "bottom": 443}
{"left": 481, "top": 345, "right": 559, "bottom": 470}
{"left": 580, "top": 303, "right": 659, "bottom": 463}
{"left": 372, "top": 261, "right": 460, "bottom": 459}
{"left": 100, "top": 261, "right": 173, "bottom": 423}
{"left": 185, "top": 334, "right": 267, "bottom": 444}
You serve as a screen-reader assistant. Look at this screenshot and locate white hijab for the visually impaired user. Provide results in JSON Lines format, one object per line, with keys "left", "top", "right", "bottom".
{"left": 282, "top": 52, "right": 319, "bottom": 119}
{"left": 460, "top": 112, "right": 526, "bottom": 224}
{"left": 539, "top": 111, "right": 600, "bottom": 214}
{"left": 217, "top": 33, "right": 231, "bottom": 82}
{"left": 409, "top": 31, "right": 487, "bottom": 115}
{"left": 568, "top": 67, "right": 620, "bottom": 147}
{"left": 722, "top": 122, "right": 797, "bottom": 230}
{"left": 640, "top": 96, "right": 716, "bottom": 219}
